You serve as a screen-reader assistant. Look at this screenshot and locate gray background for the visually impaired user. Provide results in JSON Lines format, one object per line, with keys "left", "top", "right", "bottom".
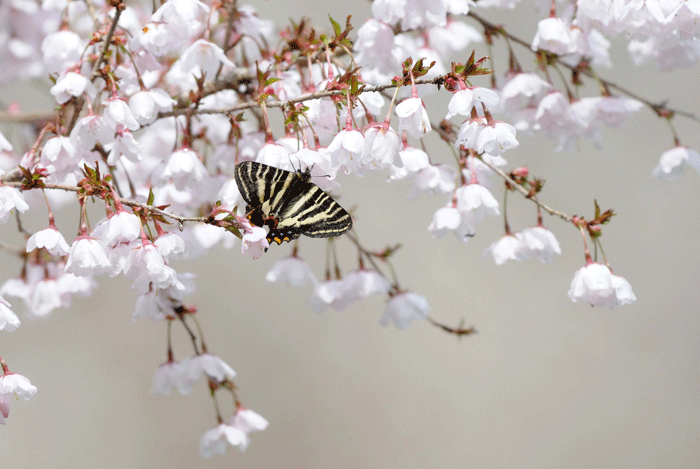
{"left": 1, "top": 1, "right": 699, "bottom": 468}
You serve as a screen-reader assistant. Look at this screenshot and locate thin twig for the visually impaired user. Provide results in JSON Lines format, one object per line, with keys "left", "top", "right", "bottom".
{"left": 1, "top": 181, "right": 210, "bottom": 225}
{"left": 426, "top": 316, "right": 477, "bottom": 338}
{"left": 478, "top": 158, "right": 572, "bottom": 223}
{"left": 90, "top": 5, "right": 123, "bottom": 80}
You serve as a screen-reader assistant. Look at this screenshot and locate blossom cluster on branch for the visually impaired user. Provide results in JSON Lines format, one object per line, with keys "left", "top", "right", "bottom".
{"left": 0, "top": 0, "right": 698, "bottom": 457}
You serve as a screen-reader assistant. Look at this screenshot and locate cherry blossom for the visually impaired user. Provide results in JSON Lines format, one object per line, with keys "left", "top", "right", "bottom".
{"left": 461, "top": 154, "right": 507, "bottom": 189}
{"left": 328, "top": 128, "right": 365, "bottom": 174}
{"left": 652, "top": 146, "right": 700, "bottom": 180}
{"left": 151, "top": 0, "right": 210, "bottom": 42}
{"left": 65, "top": 236, "right": 112, "bottom": 277}
{"left": 310, "top": 279, "right": 346, "bottom": 313}
{"left": 568, "top": 263, "right": 636, "bottom": 308}
{"left": 428, "top": 19, "right": 481, "bottom": 59}
{"left": 161, "top": 147, "right": 208, "bottom": 190}
{"left": 256, "top": 141, "right": 291, "bottom": 169}
{"left": 129, "top": 89, "right": 176, "bottom": 126}
{"left": 534, "top": 91, "right": 586, "bottom": 151}
{"left": 396, "top": 97, "right": 432, "bottom": 139}
{"left": 92, "top": 211, "right": 141, "bottom": 247}
{"left": 389, "top": 145, "right": 430, "bottom": 180}
{"left": 124, "top": 243, "right": 184, "bottom": 294}
{"left": 408, "top": 164, "right": 457, "bottom": 199}
{"left": 354, "top": 19, "right": 401, "bottom": 84}
{"left": 371, "top": 0, "right": 404, "bottom": 28}
{"left": 183, "top": 353, "right": 236, "bottom": 384}
{"left": 40, "top": 137, "right": 78, "bottom": 174}
{"left": 445, "top": 88, "right": 475, "bottom": 120}
{"left": 188, "top": 223, "right": 237, "bottom": 251}
{"left": 266, "top": 257, "right": 317, "bottom": 286}
{"left": 69, "top": 114, "right": 115, "bottom": 152}
{"left": 50, "top": 72, "right": 96, "bottom": 105}
{"left": 456, "top": 117, "right": 519, "bottom": 156}
{"left": 400, "top": 0, "right": 448, "bottom": 30}
{"left": 231, "top": 5, "right": 276, "bottom": 58}
{"left": 381, "top": 292, "right": 430, "bottom": 329}
{"left": 168, "top": 39, "right": 234, "bottom": 88}
{"left": 428, "top": 204, "right": 462, "bottom": 239}
{"left": 589, "top": 96, "right": 643, "bottom": 128}
{"left": 0, "top": 373, "right": 37, "bottom": 401}
{"left": 154, "top": 232, "right": 187, "bottom": 258}
{"left": 56, "top": 269, "right": 97, "bottom": 304}
{"left": 361, "top": 124, "right": 403, "bottom": 170}
{"left": 28, "top": 279, "right": 62, "bottom": 317}
{"left": 132, "top": 286, "right": 184, "bottom": 322}
{"left": 0, "top": 372, "right": 36, "bottom": 425}
{"left": 41, "top": 30, "right": 84, "bottom": 74}
{"left": 446, "top": 87, "right": 499, "bottom": 119}
{"left": 223, "top": 407, "right": 270, "bottom": 451}
{"left": 240, "top": 225, "right": 269, "bottom": 260}
{"left": 0, "top": 394, "right": 7, "bottom": 424}
{"left": 333, "top": 269, "right": 392, "bottom": 311}
{"left": 484, "top": 233, "right": 525, "bottom": 265}
{"left": 517, "top": 226, "right": 561, "bottom": 264}
{"left": 107, "top": 129, "right": 142, "bottom": 165}
{"left": 1, "top": 262, "right": 95, "bottom": 318}
{"left": 531, "top": 17, "right": 579, "bottom": 56}
{"left": 200, "top": 423, "right": 248, "bottom": 457}
{"left": 455, "top": 183, "right": 500, "bottom": 222}
{"left": 26, "top": 226, "right": 71, "bottom": 258}
{"left": 230, "top": 407, "right": 269, "bottom": 441}
{"left": 499, "top": 72, "right": 552, "bottom": 116}
{"left": 137, "top": 22, "right": 180, "bottom": 56}
{"left": 102, "top": 97, "right": 141, "bottom": 131}
{"left": 152, "top": 360, "right": 192, "bottom": 395}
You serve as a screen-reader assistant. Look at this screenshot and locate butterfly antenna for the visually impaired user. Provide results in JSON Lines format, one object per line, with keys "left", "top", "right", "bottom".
{"left": 287, "top": 153, "right": 298, "bottom": 172}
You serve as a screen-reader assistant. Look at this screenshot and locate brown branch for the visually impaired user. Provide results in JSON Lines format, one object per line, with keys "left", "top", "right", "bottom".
{"left": 164, "top": 77, "right": 441, "bottom": 118}
{"left": 0, "top": 181, "right": 210, "bottom": 225}
{"left": 427, "top": 316, "right": 477, "bottom": 338}
{"left": 0, "top": 111, "right": 56, "bottom": 124}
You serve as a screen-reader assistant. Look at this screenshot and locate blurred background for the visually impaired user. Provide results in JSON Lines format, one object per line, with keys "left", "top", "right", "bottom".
{"left": 1, "top": 1, "right": 699, "bottom": 468}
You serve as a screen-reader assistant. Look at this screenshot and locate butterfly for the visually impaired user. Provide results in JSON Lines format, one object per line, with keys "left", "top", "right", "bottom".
{"left": 234, "top": 161, "right": 353, "bottom": 247}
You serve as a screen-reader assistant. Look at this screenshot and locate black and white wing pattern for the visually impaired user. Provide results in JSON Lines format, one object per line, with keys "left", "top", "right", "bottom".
{"left": 234, "top": 161, "right": 353, "bottom": 246}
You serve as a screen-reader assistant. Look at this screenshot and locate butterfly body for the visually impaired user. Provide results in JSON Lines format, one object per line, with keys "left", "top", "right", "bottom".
{"left": 234, "top": 161, "right": 352, "bottom": 246}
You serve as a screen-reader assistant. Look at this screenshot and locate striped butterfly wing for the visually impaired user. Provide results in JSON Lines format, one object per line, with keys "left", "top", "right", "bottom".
{"left": 234, "top": 161, "right": 352, "bottom": 246}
